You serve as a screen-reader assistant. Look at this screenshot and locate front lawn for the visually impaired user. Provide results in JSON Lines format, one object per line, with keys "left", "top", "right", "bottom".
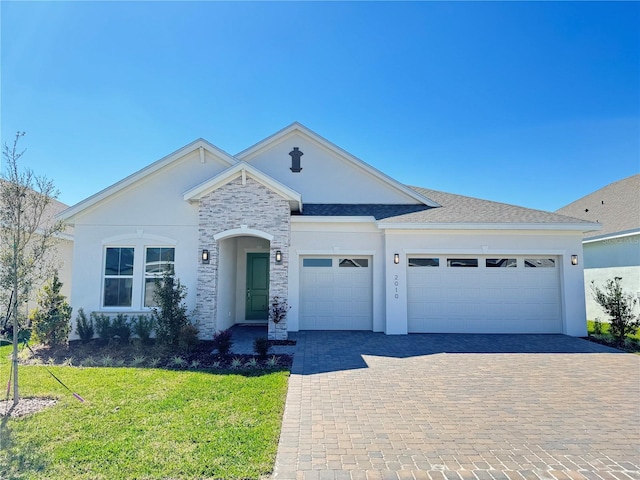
{"left": 0, "top": 345, "right": 289, "bottom": 480}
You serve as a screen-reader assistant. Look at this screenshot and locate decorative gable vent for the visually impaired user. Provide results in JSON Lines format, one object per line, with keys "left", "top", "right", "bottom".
{"left": 289, "top": 147, "right": 303, "bottom": 173}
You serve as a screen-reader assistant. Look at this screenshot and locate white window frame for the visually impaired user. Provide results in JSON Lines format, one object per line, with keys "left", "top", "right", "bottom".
{"left": 143, "top": 246, "right": 176, "bottom": 308}
{"left": 103, "top": 246, "right": 135, "bottom": 308}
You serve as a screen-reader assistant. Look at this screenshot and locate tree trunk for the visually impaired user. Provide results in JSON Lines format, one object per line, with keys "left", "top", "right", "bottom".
{"left": 12, "top": 212, "right": 20, "bottom": 406}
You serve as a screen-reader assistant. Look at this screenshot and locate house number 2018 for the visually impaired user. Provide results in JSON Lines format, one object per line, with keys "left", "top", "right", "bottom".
{"left": 394, "top": 275, "right": 399, "bottom": 299}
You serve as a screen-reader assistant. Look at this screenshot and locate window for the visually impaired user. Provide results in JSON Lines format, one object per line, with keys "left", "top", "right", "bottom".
{"left": 104, "top": 247, "right": 134, "bottom": 307}
{"left": 447, "top": 258, "right": 478, "bottom": 267}
{"left": 408, "top": 258, "right": 439, "bottom": 267}
{"left": 486, "top": 258, "right": 517, "bottom": 268}
{"left": 525, "top": 258, "right": 555, "bottom": 268}
{"left": 303, "top": 258, "right": 332, "bottom": 267}
{"left": 144, "top": 247, "right": 175, "bottom": 307}
{"left": 339, "top": 258, "right": 368, "bottom": 268}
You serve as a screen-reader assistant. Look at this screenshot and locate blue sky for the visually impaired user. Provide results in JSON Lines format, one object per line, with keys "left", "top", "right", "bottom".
{"left": 1, "top": 1, "right": 638, "bottom": 212}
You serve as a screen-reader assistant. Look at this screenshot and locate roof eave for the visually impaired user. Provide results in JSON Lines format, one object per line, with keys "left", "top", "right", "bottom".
{"left": 377, "top": 222, "right": 601, "bottom": 231}
{"left": 57, "top": 139, "right": 239, "bottom": 224}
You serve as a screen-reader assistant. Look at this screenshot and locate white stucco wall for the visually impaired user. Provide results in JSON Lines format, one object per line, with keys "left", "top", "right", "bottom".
{"left": 582, "top": 234, "right": 640, "bottom": 321}
{"left": 242, "top": 133, "right": 420, "bottom": 204}
{"left": 584, "top": 266, "right": 640, "bottom": 321}
{"left": 68, "top": 225, "right": 200, "bottom": 338}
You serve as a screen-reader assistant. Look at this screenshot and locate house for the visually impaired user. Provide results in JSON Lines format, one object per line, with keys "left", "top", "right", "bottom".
{"left": 556, "top": 174, "right": 640, "bottom": 321}
{"left": 58, "top": 123, "right": 599, "bottom": 340}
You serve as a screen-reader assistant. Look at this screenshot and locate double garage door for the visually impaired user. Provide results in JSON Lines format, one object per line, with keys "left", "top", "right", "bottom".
{"left": 407, "top": 255, "right": 562, "bottom": 333}
{"left": 299, "top": 256, "right": 373, "bottom": 330}
{"left": 299, "top": 254, "right": 562, "bottom": 333}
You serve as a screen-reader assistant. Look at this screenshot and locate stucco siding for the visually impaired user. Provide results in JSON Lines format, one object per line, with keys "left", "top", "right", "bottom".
{"left": 584, "top": 266, "right": 640, "bottom": 321}
{"left": 243, "top": 133, "right": 420, "bottom": 205}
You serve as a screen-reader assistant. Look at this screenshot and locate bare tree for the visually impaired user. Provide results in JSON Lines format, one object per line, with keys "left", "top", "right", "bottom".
{"left": 1, "top": 132, "right": 64, "bottom": 405}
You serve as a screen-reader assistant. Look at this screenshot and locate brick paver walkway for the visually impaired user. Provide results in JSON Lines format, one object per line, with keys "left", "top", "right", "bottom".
{"left": 272, "top": 332, "right": 640, "bottom": 480}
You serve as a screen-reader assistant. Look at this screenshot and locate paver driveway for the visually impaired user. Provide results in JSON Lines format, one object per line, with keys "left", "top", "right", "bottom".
{"left": 273, "top": 332, "right": 640, "bottom": 480}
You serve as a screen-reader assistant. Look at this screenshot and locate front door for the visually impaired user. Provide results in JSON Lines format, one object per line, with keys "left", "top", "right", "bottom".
{"left": 246, "top": 253, "right": 269, "bottom": 320}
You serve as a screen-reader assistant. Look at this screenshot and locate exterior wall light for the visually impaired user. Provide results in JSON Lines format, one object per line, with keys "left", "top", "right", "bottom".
{"left": 275, "top": 250, "right": 282, "bottom": 264}
{"left": 394, "top": 253, "right": 400, "bottom": 264}
{"left": 202, "top": 249, "right": 210, "bottom": 264}
{"left": 571, "top": 255, "right": 578, "bottom": 266}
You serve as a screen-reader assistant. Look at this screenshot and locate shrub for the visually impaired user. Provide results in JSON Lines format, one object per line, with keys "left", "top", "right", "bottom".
{"left": 253, "top": 337, "right": 271, "bottom": 359}
{"left": 131, "top": 314, "right": 155, "bottom": 344}
{"left": 75, "top": 308, "right": 94, "bottom": 343}
{"left": 152, "top": 272, "right": 190, "bottom": 347}
{"left": 30, "top": 273, "right": 72, "bottom": 347}
{"left": 592, "top": 318, "right": 603, "bottom": 335}
{"left": 92, "top": 312, "right": 112, "bottom": 344}
{"left": 111, "top": 313, "right": 131, "bottom": 344}
{"left": 591, "top": 277, "right": 640, "bottom": 346}
{"left": 212, "top": 329, "right": 233, "bottom": 356}
{"left": 179, "top": 323, "right": 200, "bottom": 352}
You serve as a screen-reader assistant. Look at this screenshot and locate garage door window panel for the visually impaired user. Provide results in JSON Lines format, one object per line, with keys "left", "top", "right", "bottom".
{"left": 486, "top": 258, "right": 517, "bottom": 268}
{"left": 447, "top": 258, "right": 478, "bottom": 267}
{"left": 525, "top": 258, "right": 556, "bottom": 268}
{"left": 408, "top": 258, "right": 439, "bottom": 267}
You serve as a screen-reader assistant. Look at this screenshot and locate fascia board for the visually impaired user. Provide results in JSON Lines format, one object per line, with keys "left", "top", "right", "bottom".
{"left": 583, "top": 228, "right": 640, "bottom": 244}
{"left": 378, "top": 222, "right": 601, "bottom": 232}
{"left": 236, "top": 122, "right": 440, "bottom": 208}
{"left": 183, "top": 162, "right": 302, "bottom": 210}
{"left": 58, "top": 139, "right": 239, "bottom": 224}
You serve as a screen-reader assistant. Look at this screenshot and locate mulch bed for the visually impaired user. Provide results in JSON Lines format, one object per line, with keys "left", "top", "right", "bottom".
{"left": 18, "top": 340, "right": 293, "bottom": 370}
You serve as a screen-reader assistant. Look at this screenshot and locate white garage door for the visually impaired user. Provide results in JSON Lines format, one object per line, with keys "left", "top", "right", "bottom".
{"left": 408, "top": 255, "right": 562, "bottom": 333}
{"left": 300, "top": 257, "right": 373, "bottom": 330}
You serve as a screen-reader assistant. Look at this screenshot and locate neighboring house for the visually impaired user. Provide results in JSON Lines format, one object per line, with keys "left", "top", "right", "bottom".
{"left": 556, "top": 174, "right": 640, "bottom": 321}
{"left": 58, "top": 123, "right": 598, "bottom": 340}
{"left": 0, "top": 187, "right": 73, "bottom": 324}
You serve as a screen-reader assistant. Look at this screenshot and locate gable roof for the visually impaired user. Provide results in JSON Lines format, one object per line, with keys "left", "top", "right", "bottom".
{"left": 183, "top": 162, "right": 302, "bottom": 211}
{"left": 555, "top": 174, "right": 640, "bottom": 240}
{"left": 293, "top": 187, "right": 600, "bottom": 232}
{"left": 380, "top": 187, "right": 599, "bottom": 231}
{"left": 236, "top": 122, "right": 440, "bottom": 208}
{"left": 58, "top": 139, "right": 238, "bottom": 222}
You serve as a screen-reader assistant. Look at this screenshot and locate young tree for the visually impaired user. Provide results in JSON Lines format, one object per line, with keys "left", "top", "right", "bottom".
{"left": 591, "top": 277, "right": 640, "bottom": 346}
{"left": 1, "top": 132, "right": 64, "bottom": 405}
{"left": 30, "top": 272, "right": 72, "bottom": 347}
{"left": 152, "top": 271, "right": 190, "bottom": 347}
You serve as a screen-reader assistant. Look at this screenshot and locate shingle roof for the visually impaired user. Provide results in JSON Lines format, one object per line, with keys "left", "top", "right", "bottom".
{"left": 295, "top": 204, "right": 433, "bottom": 220}
{"left": 297, "top": 187, "right": 593, "bottom": 227}
{"left": 555, "top": 174, "right": 640, "bottom": 239}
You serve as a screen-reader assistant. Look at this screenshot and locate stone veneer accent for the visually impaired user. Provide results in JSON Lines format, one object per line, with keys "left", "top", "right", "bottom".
{"left": 196, "top": 176, "right": 291, "bottom": 340}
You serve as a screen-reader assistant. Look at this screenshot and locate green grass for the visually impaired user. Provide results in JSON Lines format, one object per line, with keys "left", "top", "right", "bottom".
{"left": 587, "top": 320, "right": 640, "bottom": 340}
{"left": 0, "top": 345, "right": 289, "bottom": 480}
{"left": 586, "top": 320, "right": 640, "bottom": 354}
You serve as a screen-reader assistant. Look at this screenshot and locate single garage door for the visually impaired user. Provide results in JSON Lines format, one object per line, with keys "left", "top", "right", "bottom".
{"left": 300, "top": 256, "right": 373, "bottom": 330}
{"left": 408, "top": 255, "right": 562, "bottom": 333}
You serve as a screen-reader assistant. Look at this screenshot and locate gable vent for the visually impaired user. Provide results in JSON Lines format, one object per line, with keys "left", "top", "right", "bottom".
{"left": 289, "top": 147, "right": 303, "bottom": 173}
